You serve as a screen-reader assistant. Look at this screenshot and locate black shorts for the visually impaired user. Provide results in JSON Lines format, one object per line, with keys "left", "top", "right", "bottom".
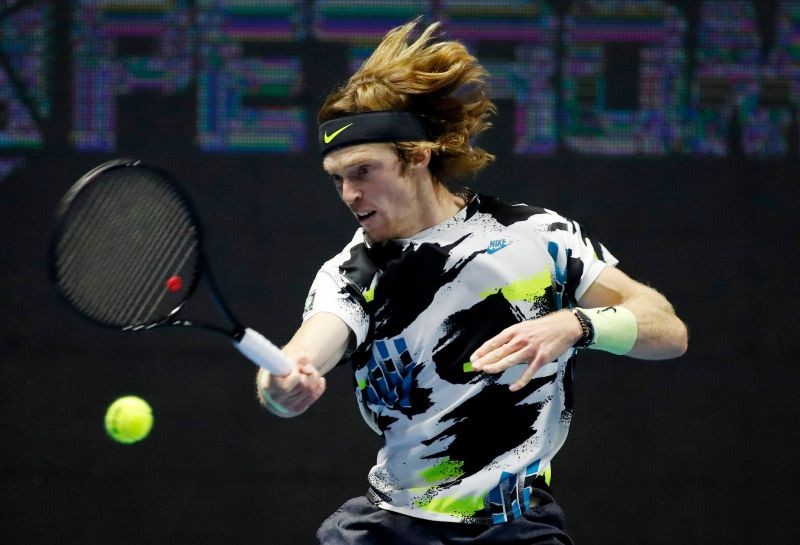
{"left": 316, "top": 486, "right": 573, "bottom": 545}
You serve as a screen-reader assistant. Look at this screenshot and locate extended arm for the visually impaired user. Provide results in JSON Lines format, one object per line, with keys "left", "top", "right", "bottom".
{"left": 577, "top": 266, "right": 688, "bottom": 360}
{"left": 470, "top": 266, "right": 688, "bottom": 391}
{"left": 255, "top": 312, "right": 352, "bottom": 418}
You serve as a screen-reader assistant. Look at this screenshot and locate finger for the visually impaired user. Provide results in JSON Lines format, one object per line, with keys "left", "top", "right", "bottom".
{"left": 470, "top": 329, "right": 514, "bottom": 361}
{"left": 314, "top": 376, "right": 327, "bottom": 396}
{"left": 509, "top": 354, "right": 547, "bottom": 392}
{"left": 470, "top": 339, "right": 505, "bottom": 363}
{"left": 272, "top": 364, "right": 302, "bottom": 383}
{"left": 283, "top": 379, "right": 325, "bottom": 413}
{"left": 472, "top": 340, "right": 518, "bottom": 370}
{"left": 295, "top": 375, "right": 325, "bottom": 400}
{"left": 261, "top": 368, "right": 305, "bottom": 406}
{"left": 284, "top": 373, "right": 326, "bottom": 402}
{"left": 477, "top": 349, "right": 528, "bottom": 374}
{"left": 297, "top": 367, "right": 322, "bottom": 390}
{"left": 298, "top": 362, "right": 319, "bottom": 376}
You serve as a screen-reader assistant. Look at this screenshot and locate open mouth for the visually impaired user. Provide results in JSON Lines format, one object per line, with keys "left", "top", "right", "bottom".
{"left": 355, "top": 211, "right": 376, "bottom": 223}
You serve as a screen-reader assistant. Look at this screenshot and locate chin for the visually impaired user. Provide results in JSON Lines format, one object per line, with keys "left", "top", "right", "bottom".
{"left": 363, "top": 225, "right": 397, "bottom": 243}
{"left": 365, "top": 231, "right": 390, "bottom": 243}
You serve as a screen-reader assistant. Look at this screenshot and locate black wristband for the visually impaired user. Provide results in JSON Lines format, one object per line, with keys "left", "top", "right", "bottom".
{"left": 572, "top": 309, "right": 595, "bottom": 349}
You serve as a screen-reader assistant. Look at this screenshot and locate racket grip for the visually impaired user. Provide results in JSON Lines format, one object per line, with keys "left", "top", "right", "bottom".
{"left": 234, "top": 328, "right": 294, "bottom": 376}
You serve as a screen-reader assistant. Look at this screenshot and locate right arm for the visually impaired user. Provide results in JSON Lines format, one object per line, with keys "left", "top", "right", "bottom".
{"left": 255, "top": 311, "right": 352, "bottom": 418}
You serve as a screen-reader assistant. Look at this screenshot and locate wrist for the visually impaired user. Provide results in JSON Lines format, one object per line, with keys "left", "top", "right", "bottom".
{"left": 257, "top": 371, "right": 297, "bottom": 418}
{"left": 571, "top": 308, "right": 594, "bottom": 349}
{"left": 572, "top": 306, "right": 638, "bottom": 355}
{"left": 260, "top": 390, "right": 296, "bottom": 418}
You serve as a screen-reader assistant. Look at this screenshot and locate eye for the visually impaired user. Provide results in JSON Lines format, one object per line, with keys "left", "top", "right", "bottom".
{"left": 330, "top": 174, "right": 343, "bottom": 187}
{"left": 356, "top": 165, "right": 370, "bottom": 178}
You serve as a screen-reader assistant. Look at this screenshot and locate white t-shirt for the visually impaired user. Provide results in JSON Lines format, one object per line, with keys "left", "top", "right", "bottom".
{"left": 303, "top": 194, "right": 617, "bottom": 524}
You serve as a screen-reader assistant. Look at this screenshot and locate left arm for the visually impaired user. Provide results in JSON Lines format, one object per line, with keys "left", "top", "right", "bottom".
{"left": 470, "top": 266, "right": 688, "bottom": 391}
{"left": 578, "top": 266, "right": 688, "bottom": 360}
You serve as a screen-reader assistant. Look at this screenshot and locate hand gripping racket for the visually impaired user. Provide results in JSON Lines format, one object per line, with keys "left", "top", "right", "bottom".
{"left": 48, "top": 158, "right": 293, "bottom": 376}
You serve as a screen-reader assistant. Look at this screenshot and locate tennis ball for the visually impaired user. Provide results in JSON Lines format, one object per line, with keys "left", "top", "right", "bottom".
{"left": 104, "top": 395, "right": 153, "bottom": 444}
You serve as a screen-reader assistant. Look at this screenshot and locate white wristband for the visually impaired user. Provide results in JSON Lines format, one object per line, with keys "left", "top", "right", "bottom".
{"left": 576, "top": 306, "right": 638, "bottom": 355}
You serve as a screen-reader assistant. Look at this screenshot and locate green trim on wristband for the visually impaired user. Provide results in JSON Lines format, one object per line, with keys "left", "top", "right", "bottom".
{"left": 577, "top": 306, "right": 638, "bottom": 355}
{"left": 262, "top": 390, "right": 291, "bottom": 415}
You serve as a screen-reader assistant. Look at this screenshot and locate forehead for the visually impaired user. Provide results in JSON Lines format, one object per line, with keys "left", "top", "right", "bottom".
{"left": 322, "top": 143, "right": 397, "bottom": 173}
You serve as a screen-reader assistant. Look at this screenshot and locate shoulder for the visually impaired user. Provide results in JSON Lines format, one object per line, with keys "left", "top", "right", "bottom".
{"left": 317, "top": 229, "right": 376, "bottom": 291}
{"left": 474, "top": 194, "right": 572, "bottom": 232}
{"left": 319, "top": 229, "right": 366, "bottom": 270}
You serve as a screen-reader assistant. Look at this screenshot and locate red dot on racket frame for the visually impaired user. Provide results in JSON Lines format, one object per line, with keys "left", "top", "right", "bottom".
{"left": 166, "top": 275, "right": 183, "bottom": 292}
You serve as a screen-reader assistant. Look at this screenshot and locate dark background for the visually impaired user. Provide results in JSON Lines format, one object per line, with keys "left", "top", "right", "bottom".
{"left": 2, "top": 1, "right": 799, "bottom": 544}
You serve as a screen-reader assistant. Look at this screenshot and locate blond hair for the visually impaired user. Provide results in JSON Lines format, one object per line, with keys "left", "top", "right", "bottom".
{"left": 317, "top": 19, "right": 496, "bottom": 188}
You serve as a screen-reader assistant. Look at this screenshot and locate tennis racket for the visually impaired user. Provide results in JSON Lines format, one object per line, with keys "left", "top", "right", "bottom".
{"left": 48, "top": 158, "right": 293, "bottom": 376}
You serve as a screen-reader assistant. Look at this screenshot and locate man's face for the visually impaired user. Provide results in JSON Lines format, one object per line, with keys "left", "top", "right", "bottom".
{"left": 323, "top": 143, "right": 425, "bottom": 242}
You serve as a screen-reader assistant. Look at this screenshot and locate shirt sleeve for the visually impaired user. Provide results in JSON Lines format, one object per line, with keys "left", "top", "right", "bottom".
{"left": 302, "top": 267, "right": 370, "bottom": 347}
{"left": 541, "top": 212, "right": 618, "bottom": 305}
{"left": 567, "top": 220, "right": 617, "bottom": 301}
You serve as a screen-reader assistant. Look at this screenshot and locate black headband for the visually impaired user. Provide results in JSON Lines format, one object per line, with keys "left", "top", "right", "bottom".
{"left": 318, "top": 111, "right": 430, "bottom": 156}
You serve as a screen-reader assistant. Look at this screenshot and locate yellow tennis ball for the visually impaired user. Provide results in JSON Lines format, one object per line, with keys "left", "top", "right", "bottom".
{"left": 104, "top": 396, "right": 153, "bottom": 444}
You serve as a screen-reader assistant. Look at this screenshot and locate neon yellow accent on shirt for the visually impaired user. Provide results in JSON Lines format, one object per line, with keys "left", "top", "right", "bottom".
{"left": 414, "top": 494, "right": 486, "bottom": 516}
{"left": 462, "top": 362, "right": 473, "bottom": 373}
{"left": 357, "top": 378, "right": 367, "bottom": 390}
{"left": 323, "top": 123, "right": 353, "bottom": 143}
{"left": 419, "top": 457, "right": 464, "bottom": 484}
{"left": 363, "top": 288, "right": 375, "bottom": 303}
{"left": 479, "top": 269, "right": 551, "bottom": 302}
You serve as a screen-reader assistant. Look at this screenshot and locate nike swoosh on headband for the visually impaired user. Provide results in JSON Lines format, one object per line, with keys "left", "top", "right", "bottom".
{"left": 318, "top": 111, "right": 430, "bottom": 156}
{"left": 323, "top": 123, "right": 354, "bottom": 144}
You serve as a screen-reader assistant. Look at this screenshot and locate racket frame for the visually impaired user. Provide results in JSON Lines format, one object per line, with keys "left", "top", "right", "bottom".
{"left": 48, "top": 158, "right": 247, "bottom": 341}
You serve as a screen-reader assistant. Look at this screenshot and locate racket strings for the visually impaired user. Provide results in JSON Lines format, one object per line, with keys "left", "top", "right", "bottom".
{"left": 103, "top": 205, "right": 186, "bottom": 325}
{"left": 62, "top": 179, "right": 195, "bottom": 325}
{"left": 58, "top": 179, "right": 147, "bottom": 320}
{"left": 126, "top": 216, "right": 197, "bottom": 326}
{"left": 102, "top": 189, "right": 182, "bottom": 322}
{"left": 57, "top": 177, "right": 132, "bottom": 283}
{"left": 105, "top": 181, "right": 195, "bottom": 325}
{"left": 55, "top": 168, "right": 200, "bottom": 327}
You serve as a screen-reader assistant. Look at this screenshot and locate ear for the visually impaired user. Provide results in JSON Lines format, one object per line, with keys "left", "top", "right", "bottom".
{"left": 409, "top": 147, "right": 431, "bottom": 169}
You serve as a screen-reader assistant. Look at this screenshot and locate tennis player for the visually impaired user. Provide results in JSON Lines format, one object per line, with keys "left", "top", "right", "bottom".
{"left": 256, "top": 19, "right": 688, "bottom": 545}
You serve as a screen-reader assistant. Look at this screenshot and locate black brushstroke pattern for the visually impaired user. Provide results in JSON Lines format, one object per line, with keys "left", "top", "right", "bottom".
{"left": 477, "top": 194, "right": 548, "bottom": 226}
{"left": 340, "top": 242, "right": 379, "bottom": 291}
{"left": 421, "top": 374, "right": 557, "bottom": 476}
{"left": 342, "top": 235, "right": 484, "bottom": 423}
{"left": 406, "top": 364, "right": 435, "bottom": 417}
{"left": 432, "top": 290, "right": 554, "bottom": 384}
{"left": 565, "top": 254, "right": 585, "bottom": 307}
{"left": 370, "top": 235, "right": 480, "bottom": 340}
{"left": 376, "top": 413, "right": 399, "bottom": 432}
{"left": 334, "top": 196, "right": 588, "bottom": 435}
{"left": 547, "top": 221, "right": 570, "bottom": 232}
{"left": 463, "top": 193, "right": 481, "bottom": 220}
{"left": 361, "top": 236, "right": 482, "bottom": 419}
{"left": 587, "top": 234, "right": 608, "bottom": 261}
{"left": 335, "top": 243, "right": 380, "bottom": 372}
{"left": 561, "top": 355, "right": 576, "bottom": 423}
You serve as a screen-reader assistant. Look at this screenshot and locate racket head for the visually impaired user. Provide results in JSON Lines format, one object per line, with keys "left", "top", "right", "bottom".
{"left": 49, "top": 159, "right": 204, "bottom": 330}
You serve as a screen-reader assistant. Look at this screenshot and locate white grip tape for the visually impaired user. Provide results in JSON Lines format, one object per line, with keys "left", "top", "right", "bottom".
{"left": 234, "top": 328, "right": 293, "bottom": 375}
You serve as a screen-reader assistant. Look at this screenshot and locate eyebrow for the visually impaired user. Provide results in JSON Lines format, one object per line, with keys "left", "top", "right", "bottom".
{"left": 323, "top": 155, "right": 376, "bottom": 174}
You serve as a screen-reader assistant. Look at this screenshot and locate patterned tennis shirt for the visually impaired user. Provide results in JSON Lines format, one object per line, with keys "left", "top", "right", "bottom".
{"left": 303, "top": 194, "right": 617, "bottom": 524}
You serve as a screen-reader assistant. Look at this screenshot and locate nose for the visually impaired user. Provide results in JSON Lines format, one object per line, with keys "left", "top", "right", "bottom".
{"left": 340, "top": 178, "right": 362, "bottom": 205}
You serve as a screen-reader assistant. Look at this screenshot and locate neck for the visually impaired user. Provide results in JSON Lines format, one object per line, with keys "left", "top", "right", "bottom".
{"left": 415, "top": 175, "right": 465, "bottom": 228}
